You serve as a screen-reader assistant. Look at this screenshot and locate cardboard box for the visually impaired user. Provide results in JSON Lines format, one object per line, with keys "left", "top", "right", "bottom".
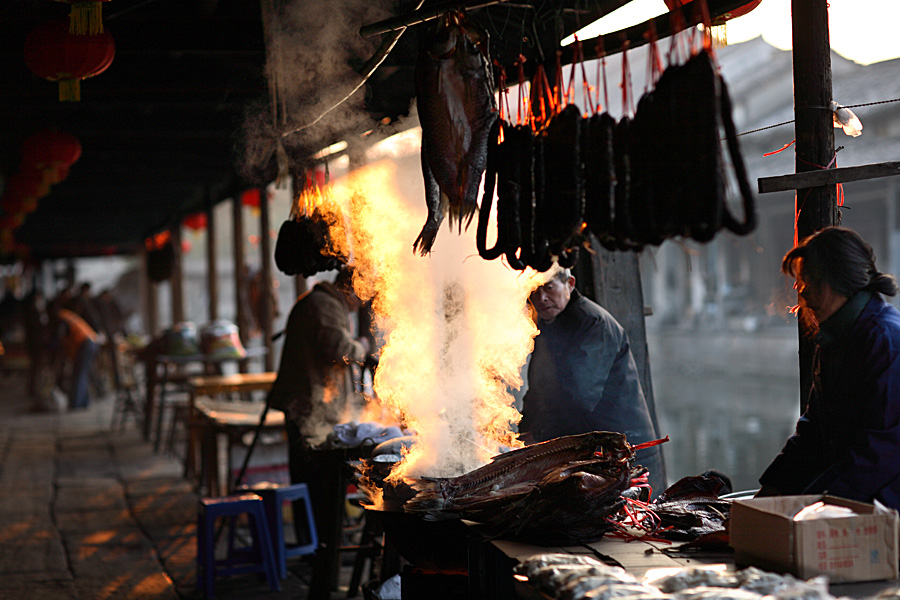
{"left": 730, "top": 495, "right": 899, "bottom": 583}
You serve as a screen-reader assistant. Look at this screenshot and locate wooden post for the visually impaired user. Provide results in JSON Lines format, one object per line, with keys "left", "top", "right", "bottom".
{"left": 258, "top": 186, "right": 274, "bottom": 371}
{"left": 170, "top": 225, "right": 185, "bottom": 324}
{"left": 206, "top": 193, "right": 218, "bottom": 322}
{"left": 587, "top": 235, "right": 667, "bottom": 489}
{"left": 140, "top": 246, "right": 157, "bottom": 337}
{"left": 233, "top": 195, "right": 249, "bottom": 371}
{"left": 792, "top": 0, "right": 837, "bottom": 409}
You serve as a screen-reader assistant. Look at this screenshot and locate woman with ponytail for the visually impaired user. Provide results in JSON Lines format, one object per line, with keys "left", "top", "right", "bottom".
{"left": 758, "top": 226, "right": 900, "bottom": 509}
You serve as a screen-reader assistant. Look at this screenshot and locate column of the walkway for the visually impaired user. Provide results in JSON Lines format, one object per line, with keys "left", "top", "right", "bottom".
{"left": 258, "top": 186, "right": 274, "bottom": 371}
{"left": 233, "top": 195, "right": 248, "bottom": 373}
{"left": 792, "top": 0, "right": 837, "bottom": 409}
{"left": 206, "top": 193, "right": 218, "bottom": 322}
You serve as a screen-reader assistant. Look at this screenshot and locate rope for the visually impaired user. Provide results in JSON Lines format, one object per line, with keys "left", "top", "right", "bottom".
{"left": 735, "top": 97, "right": 900, "bottom": 138}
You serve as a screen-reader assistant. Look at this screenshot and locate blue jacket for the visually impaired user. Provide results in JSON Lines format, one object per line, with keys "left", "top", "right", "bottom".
{"left": 760, "top": 292, "right": 900, "bottom": 509}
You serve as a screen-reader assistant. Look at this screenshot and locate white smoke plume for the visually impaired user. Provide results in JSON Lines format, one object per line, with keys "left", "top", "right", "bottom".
{"left": 239, "top": 0, "right": 393, "bottom": 179}
{"left": 329, "top": 128, "right": 544, "bottom": 479}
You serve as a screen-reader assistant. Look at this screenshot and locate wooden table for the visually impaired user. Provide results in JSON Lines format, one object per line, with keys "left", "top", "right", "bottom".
{"left": 137, "top": 346, "right": 267, "bottom": 445}
{"left": 187, "top": 373, "right": 278, "bottom": 495}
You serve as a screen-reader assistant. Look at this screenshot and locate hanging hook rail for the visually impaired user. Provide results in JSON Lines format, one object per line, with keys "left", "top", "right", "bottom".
{"left": 359, "top": 0, "right": 510, "bottom": 38}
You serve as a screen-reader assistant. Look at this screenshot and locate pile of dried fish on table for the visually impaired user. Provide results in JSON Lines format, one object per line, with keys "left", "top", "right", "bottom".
{"left": 397, "top": 432, "right": 647, "bottom": 545}
{"left": 514, "top": 558, "right": 851, "bottom": 600}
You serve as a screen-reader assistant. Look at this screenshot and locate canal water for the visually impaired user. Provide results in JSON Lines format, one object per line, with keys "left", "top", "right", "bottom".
{"left": 647, "top": 326, "right": 802, "bottom": 494}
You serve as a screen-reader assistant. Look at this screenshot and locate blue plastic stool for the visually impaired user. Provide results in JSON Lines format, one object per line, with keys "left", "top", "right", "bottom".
{"left": 242, "top": 482, "right": 319, "bottom": 579}
{"left": 196, "top": 493, "right": 281, "bottom": 597}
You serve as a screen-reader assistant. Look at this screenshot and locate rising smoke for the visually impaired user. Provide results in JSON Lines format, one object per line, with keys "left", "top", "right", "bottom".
{"left": 328, "top": 130, "right": 544, "bottom": 479}
{"left": 238, "top": 0, "right": 393, "bottom": 181}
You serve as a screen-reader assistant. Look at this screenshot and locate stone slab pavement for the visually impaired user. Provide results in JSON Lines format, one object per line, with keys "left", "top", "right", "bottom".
{"left": 0, "top": 370, "right": 374, "bottom": 600}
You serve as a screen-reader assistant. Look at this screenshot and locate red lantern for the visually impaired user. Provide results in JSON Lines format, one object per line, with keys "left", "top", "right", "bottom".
{"left": 241, "top": 188, "right": 261, "bottom": 208}
{"left": 663, "top": 0, "right": 762, "bottom": 25}
{"left": 21, "top": 129, "right": 82, "bottom": 185}
{"left": 53, "top": 0, "right": 112, "bottom": 36}
{"left": 24, "top": 19, "right": 115, "bottom": 101}
{"left": 183, "top": 212, "right": 208, "bottom": 231}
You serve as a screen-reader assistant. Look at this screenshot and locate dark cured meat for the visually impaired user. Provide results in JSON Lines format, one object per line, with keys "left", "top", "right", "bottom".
{"left": 540, "top": 104, "right": 586, "bottom": 262}
{"left": 476, "top": 118, "right": 504, "bottom": 260}
{"left": 582, "top": 112, "right": 616, "bottom": 247}
{"left": 676, "top": 51, "right": 725, "bottom": 243}
{"left": 718, "top": 76, "right": 758, "bottom": 235}
{"left": 506, "top": 124, "right": 535, "bottom": 270}
{"left": 610, "top": 117, "right": 641, "bottom": 251}
{"left": 630, "top": 89, "right": 665, "bottom": 246}
{"left": 414, "top": 12, "right": 497, "bottom": 255}
{"left": 528, "top": 132, "right": 554, "bottom": 271}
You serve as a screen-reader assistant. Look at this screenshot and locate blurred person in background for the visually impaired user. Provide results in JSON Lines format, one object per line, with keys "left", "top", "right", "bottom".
{"left": 758, "top": 227, "right": 900, "bottom": 509}
{"left": 519, "top": 265, "right": 667, "bottom": 497}
{"left": 51, "top": 303, "right": 102, "bottom": 410}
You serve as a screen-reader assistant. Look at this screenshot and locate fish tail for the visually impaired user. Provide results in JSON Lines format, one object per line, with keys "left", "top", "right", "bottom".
{"left": 413, "top": 221, "right": 440, "bottom": 256}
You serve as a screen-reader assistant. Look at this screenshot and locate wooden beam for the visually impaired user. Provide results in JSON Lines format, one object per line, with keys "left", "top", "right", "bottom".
{"left": 759, "top": 161, "right": 900, "bottom": 194}
{"left": 206, "top": 191, "right": 218, "bottom": 321}
{"left": 258, "top": 186, "right": 274, "bottom": 372}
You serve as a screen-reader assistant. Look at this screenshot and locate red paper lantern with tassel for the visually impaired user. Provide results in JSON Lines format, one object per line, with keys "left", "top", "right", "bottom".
{"left": 53, "top": 0, "right": 112, "bottom": 36}
{"left": 24, "top": 19, "right": 115, "bottom": 101}
{"left": 21, "top": 129, "right": 82, "bottom": 185}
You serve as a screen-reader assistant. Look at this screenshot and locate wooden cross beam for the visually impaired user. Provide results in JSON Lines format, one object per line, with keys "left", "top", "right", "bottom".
{"left": 758, "top": 161, "right": 900, "bottom": 194}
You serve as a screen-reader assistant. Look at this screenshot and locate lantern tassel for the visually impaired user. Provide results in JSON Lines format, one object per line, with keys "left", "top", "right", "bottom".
{"left": 69, "top": 3, "right": 104, "bottom": 36}
{"left": 59, "top": 79, "right": 81, "bottom": 102}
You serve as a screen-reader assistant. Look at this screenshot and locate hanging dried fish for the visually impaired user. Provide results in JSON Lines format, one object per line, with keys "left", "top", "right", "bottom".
{"left": 414, "top": 11, "right": 497, "bottom": 255}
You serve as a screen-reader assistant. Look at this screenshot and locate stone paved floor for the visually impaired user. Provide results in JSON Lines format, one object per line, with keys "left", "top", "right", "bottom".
{"left": 0, "top": 369, "right": 369, "bottom": 600}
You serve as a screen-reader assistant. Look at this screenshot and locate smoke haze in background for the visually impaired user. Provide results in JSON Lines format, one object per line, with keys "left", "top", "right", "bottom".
{"left": 329, "top": 129, "right": 544, "bottom": 479}
{"left": 238, "top": 0, "right": 393, "bottom": 180}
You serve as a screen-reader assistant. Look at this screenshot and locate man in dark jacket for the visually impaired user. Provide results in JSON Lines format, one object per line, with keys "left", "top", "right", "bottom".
{"left": 269, "top": 267, "right": 370, "bottom": 539}
{"left": 519, "top": 266, "right": 667, "bottom": 495}
{"left": 759, "top": 227, "right": 900, "bottom": 509}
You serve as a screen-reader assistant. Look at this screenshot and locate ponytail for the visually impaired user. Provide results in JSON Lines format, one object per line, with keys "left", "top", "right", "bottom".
{"left": 867, "top": 271, "right": 899, "bottom": 297}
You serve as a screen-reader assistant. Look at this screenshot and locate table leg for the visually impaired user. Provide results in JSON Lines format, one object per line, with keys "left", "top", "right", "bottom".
{"left": 184, "top": 390, "right": 198, "bottom": 484}
{"left": 142, "top": 358, "right": 158, "bottom": 442}
{"left": 153, "top": 363, "right": 170, "bottom": 453}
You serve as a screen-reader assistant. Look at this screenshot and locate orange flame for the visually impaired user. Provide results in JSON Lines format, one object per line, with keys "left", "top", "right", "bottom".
{"left": 319, "top": 131, "right": 546, "bottom": 480}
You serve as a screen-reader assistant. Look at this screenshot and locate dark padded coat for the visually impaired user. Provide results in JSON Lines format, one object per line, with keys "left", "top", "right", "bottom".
{"left": 520, "top": 288, "right": 666, "bottom": 493}
{"left": 760, "top": 292, "right": 900, "bottom": 509}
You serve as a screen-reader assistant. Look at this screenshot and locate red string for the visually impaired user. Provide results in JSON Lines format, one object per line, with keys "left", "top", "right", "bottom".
{"left": 620, "top": 39, "right": 635, "bottom": 116}
{"left": 667, "top": 0, "right": 688, "bottom": 65}
{"left": 575, "top": 38, "right": 595, "bottom": 116}
{"left": 763, "top": 140, "right": 795, "bottom": 157}
{"left": 516, "top": 55, "right": 528, "bottom": 127}
{"left": 632, "top": 436, "right": 669, "bottom": 451}
{"left": 644, "top": 20, "right": 664, "bottom": 91}
{"left": 595, "top": 36, "right": 610, "bottom": 114}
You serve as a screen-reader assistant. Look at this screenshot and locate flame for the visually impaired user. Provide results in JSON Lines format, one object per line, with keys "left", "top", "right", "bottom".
{"left": 322, "top": 133, "right": 545, "bottom": 480}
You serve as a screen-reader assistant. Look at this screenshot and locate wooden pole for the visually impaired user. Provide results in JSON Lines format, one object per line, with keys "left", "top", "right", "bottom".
{"left": 170, "top": 225, "right": 185, "bottom": 324}
{"left": 206, "top": 193, "right": 218, "bottom": 322}
{"left": 233, "top": 195, "right": 248, "bottom": 370}
{"left": 587, "top": 235, "right": 666, "bottom": 490}
{"left": 791, "top": 0, "right": 837, "bottom": 409}
{"left": 258, "top": 186, "right": 274, "bottom": 371}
